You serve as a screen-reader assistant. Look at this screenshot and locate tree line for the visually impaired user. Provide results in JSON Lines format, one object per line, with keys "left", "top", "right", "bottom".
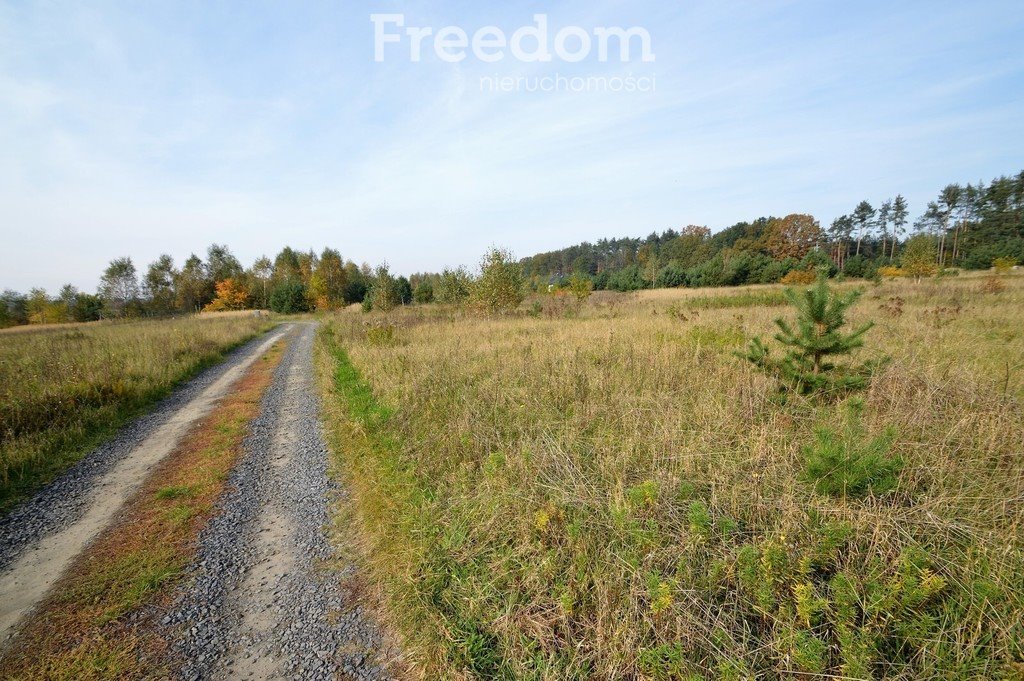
{"left": 2, "top": 169, "right": 1021, "bottom": 327}
{"left": 0, "top": 243, "right": 531, "bottom": 327}
{"left": 521, "top": 169, "right": 1024, "bottom": 291}
{"left": 0, "top": 245, "right": 387, "bottom": 326}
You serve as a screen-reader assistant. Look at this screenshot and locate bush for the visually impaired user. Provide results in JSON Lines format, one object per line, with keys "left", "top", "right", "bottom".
{"left": 471, "top": 247, "right": 524, "bottom": 314}
{"left": 780, "top": 269, "right": 817, "bottom": 285}
{"left": 877, "top": 265, "right": 904, "bottom": 279}
{"left": 435, "top": 267, "right": 473, "bottom": 304}
{"left": 799, "top": 249, "right": 836, "bottom": 276}
{"left": 269, "top": 280, "right": 309, "bottom": 313}
{"left": 842, "top": 254, "right": 872, "bottom": 279}
{"left": 802, "top": 401, "right": 902, "bottom": 498}
{"left": 901, "top": 235, "right": 938, "bottom": 282}
{"left": 685, "top": 257, "right": 724, "bottom": 288}
{"left": 370, "top": 264, "right": 402, "bottom": 313}
{"left": 993, "top": 256, "right": 1017, "bottom": 274}
{"left": 566, "top": 272, "right": 594, "bottom": 301}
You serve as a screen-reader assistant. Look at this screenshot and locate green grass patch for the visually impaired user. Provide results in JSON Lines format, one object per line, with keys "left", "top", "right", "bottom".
{"left": 684, "top": 289, "right": 789, "bottom": 310}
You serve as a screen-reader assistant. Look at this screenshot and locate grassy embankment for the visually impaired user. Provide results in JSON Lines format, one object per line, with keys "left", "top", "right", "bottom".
{"left": 0, "top": 338, "right": 287, "bottom": 679}
{"left": 318, "top": 272, "right": 1024, "bottom": 679}
{"left": 0, "top": 314, "right": 275, "bottom": 514}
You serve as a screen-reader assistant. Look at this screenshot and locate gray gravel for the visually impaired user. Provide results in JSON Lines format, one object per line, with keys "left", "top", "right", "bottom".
{"left": 166, "top": 322, "right": 392, "bottom": 680}
{"left": 0, "top": 327, "right": 284, "bottom": 570}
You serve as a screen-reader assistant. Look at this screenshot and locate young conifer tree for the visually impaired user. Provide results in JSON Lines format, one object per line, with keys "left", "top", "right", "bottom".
{"left": 739, "top": 272, "right": 884, "bottom": 395}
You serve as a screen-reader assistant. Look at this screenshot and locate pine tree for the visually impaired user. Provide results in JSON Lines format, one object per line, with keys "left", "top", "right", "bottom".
{"left": 738, "top": 274, "right": 884, "bottom": 395}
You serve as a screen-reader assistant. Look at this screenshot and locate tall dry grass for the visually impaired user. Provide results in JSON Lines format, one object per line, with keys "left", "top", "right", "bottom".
{"left": 318, "top": 272, "right": 1024, "bottom": 679}
{"left": 0, "top": 315, "right": 273, "bottom": 513}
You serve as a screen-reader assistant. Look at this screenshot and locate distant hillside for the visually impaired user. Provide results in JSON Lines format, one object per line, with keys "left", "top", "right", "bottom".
{"left": 520, "top": 170, "right": 1024, "bottom": 291}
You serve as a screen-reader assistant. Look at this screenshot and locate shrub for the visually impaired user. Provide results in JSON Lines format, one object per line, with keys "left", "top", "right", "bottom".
{"left": 993, "top": 256, "right": 1017, "bottom": 274}
{"left": 435, "top": 267, "right": 473, "bottom": 304}
{"left": 780, "top": 269, "right": 817, "bottom": 285}
{"left": 901, "top": 235, "right": 939, "bottom": 282}
{"left": 566, "top": 272, "right": 594, "bottom": 301}
{"left": 842, "top": 254, "right": 871, "bottom": 279}
{"left": 203, "top": 278, "right": 249, "bottom": 312}
{"left": 877, "top": 265, "right": 904, "bottom": 279}
{"left": 370, "top": 264, "right": 402, "bottom": 313}
{"left": 471, "top": 247, "right": 524, "bottom": 314}
{"left": 738, "top": 275, "right": 885, "bottom": 396}
{"left": 269, "top": 280, "right": 308, "bottom": 313}
{"left": 606, "top": 264, "right": 649, "bottom": 292}
{"left": 802, "top": 401, "right": 901, "bottom": 498}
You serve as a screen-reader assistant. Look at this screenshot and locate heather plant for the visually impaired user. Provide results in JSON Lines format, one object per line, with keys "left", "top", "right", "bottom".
{"left": 739, "top": 274, "right": 884, "bottom": 395}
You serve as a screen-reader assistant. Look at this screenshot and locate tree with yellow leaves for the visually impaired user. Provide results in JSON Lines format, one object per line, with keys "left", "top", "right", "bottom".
{"left": 203, "top": 278, "right": 249, "bottom": 312}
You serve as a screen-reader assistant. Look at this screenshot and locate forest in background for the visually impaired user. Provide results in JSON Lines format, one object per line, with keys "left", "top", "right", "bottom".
{"left": 522, "top": 170, "right": 1023, "bottom": 290}
{"left": 2, "top": 169, "right": 1021, "bottom": 327}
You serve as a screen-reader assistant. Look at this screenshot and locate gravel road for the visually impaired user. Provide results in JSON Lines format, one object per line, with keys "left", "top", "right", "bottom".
{"left": 166, "top": 322, "right": 392, "bottom": 680}
{"left": 0, "top": 325, "right": 291, "bottom": 643}
{"left": 1, "top": 321, "right": 393, "bottom": 679}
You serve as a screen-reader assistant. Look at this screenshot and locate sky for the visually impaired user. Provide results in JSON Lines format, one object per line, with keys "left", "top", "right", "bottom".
{"left": 1, "top": 0, "right": 1023, "bottom": 292}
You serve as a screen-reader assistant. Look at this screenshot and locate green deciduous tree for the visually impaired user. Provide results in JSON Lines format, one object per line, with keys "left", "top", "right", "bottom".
{"left": 567, "top": 271, "right": 594, "bottom": 300}
{"left": 413, "top": 280, "right": 434, "bottom": 304}
{"left": 174, "top": 254, "right": 212, "bottom": 312}
{"left": 435, "top": 266, "right": 473, "bottom": 304}
{"left": 901, "top": 234, "right": 938, "bottom": 283}
{"left": 249, "top": 256, "right": 273, "bottom": 310}
{"left": 26, "top": 288, "right": 51, "bottom": 324}
{"left": 98, "top": 257, "right": 140, "bottom": 318}
{"left": 308, "top": 248, "right": 348, "bottom": 310}
{"left": 369, "top": 264, "right": 402, "bottom": 313}
{"left": 206, "top": 244, "right": 243, "bottom": 283}
{"left": 472, "top": 247, "right": 524, "bottom": 314}
{"left": 143, "top": 254, "right": 178, "bottom": 315}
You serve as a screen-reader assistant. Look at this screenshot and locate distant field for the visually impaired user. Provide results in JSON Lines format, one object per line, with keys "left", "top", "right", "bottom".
{"left": 0, "top": 315, "right": 274, "bottom": 513}
{"left": 318, "top": 272, "right": 1024, "bottom": 678}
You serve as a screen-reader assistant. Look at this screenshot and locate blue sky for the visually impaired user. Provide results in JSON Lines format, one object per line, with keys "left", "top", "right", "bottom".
{"left": 2, "top": 0, "right": 1023, "bottom": 292}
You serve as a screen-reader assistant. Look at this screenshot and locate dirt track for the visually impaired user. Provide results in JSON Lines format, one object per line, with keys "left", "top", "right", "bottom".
{"left": 0, "top": 322, "right": 391, "bottom": 679}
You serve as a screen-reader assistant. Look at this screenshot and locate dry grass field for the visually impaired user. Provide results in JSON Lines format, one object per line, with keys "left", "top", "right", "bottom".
{"left": 317, "top": 271, "right": 1024, "bottom": 679}
{"left": 0, "top": 315, "right": 274, "bottom": 513}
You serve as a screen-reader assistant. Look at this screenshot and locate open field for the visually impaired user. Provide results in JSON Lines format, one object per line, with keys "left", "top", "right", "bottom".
{"left": 0, "top": 315, "right": 274, "bottom": 513}
{"left": 317, "top": 271, "right": 1024, "bottom": 679}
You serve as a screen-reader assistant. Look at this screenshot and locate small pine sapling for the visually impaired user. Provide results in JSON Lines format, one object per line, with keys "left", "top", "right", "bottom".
{"left": 739, "top": 273, "right": 885, "bottom": 396}
{"left": 802, "top": 399, "right": 902, "bottom": 499}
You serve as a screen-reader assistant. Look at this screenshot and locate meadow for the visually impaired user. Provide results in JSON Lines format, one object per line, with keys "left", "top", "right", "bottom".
{"left": 0, "top": 314, "right": 273, "bottom": 513}
{"left": 317, "top": 272, "right": 1024, "bottom": 679}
